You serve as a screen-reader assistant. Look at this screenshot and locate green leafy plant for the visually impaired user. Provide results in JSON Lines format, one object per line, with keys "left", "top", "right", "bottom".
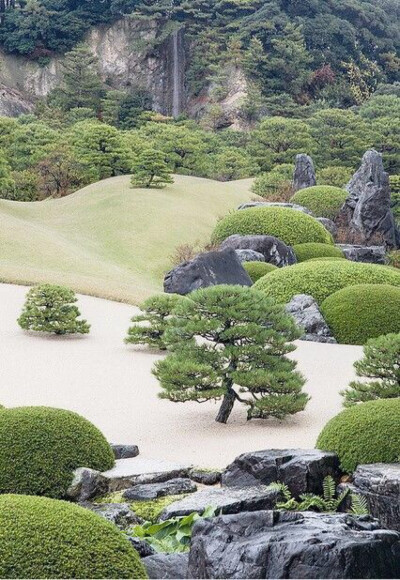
{"left": 387, "top": 249, "right": 400, "bottom": 269}
{"left": 242, "top": 261, "right": 277, "bottom": 283}
{"left": 18, "top": 284, "right": 90, "bottom": 335}
{"left": 130, "top": 496, "right": 185, "bottom": 523}
{"left": 291, "top": 186, "right": 348, "bottom": 220}
{"left": 341, "top": 333, "right": 400, "bottom": 406}
{"left": 130, "top": 506, "right": 216, "bottom": 553}
{"left": 131, "top": 149, "right": 174, "bottom": 188}
{"left": 293, "top": 243, "right": 344, "bottom": 262}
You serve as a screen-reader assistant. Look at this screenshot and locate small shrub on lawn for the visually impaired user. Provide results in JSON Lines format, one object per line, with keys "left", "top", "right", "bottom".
{"left": 251, "top": 164, "right": 294, "bottom": 201}
{"left": 293, "top": 243, "right": 344, "bottom": 262}
{"left": 316, "top": 398, "right": 400, "bottom": 473}
{"left": 291, "top": 186, "right": 348, "bottom": 220}
{"left": 243, "top": 261, "right": 277, "bottom": 283}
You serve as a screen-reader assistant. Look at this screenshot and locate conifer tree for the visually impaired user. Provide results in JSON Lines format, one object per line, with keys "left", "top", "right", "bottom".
{"left": 153, "top": 285, "right": 309, "bottom": 424}
{"left": 131, "top": 149, "right": 174, "bottom": 188}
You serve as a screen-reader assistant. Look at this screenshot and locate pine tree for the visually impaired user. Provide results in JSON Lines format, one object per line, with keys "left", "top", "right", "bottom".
{"left": 18, "top": 284, "right": 90, "bottom": 335}
{"left": 153, "top": 285, "right": 309, "bottom": 424}
{"left": 341, "top": 333, "right": 400, "bottom": 406}
{"left": 131, "top": 149, "right": 174, "bottom": 188}
{"left": 0, "top": 152, "right": 15, "bottom": 199}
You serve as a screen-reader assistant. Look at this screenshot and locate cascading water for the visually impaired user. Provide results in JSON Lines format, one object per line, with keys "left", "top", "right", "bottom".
{"left": 171, "top": 29, "right": 181, "bottom": 117}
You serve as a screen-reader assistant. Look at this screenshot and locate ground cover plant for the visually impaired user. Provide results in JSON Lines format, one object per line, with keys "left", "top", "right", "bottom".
{"left": 242, "top": 261, "right": 277, "bottom": 283}
{"left": 291, "top": 186, "right": 348, "bottom": 220}
{"left": 292, "top": 243, "right": 344, "bottom": 263}
{"left": 153, "top": 285, "right": 309, "bottom": 424}
{"left": 341, "top": 333, "right": 400, "bottom": 406}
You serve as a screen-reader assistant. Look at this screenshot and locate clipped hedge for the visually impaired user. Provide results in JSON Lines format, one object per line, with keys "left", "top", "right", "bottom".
{"left": 0, "top": 494, "right": 147, "bottom": 579}
{"left": 243, "top": 261, "right": 277, "bottom": 283}
{"left": 211, "top": 207, "right": 333, "bottom": 246}
{"left": 254, "top": 261, "right": 400, "bottom": 305}
{"left": 306, "top": 257, "right": 346, "bottom": 262}
{"left": 321, "top": 284, "right": 400, "bottom": 345}
{"left": 316, "top": 399, "right": 400, "bottom": 473}
{"left": 293, "top": 243, "right": 344, "bottom": 262}
{"left": 291, "top": 186, "right": 348, "bottom": 220}
{"left": 0, "top": 407, "right": 114, "bottom": 499}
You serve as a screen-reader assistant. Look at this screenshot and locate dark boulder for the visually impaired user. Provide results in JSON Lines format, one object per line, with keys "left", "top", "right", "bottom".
{"left": 235, "top": 249, "right": 265, "bottom": 262}
{"left": 286, "top": 294, "right": 336, "bottom": 343}
{"left": 189, "top": 468, "right": 221, "bottom": 486}
{"left": 66, "top": 467, "right": 107, "bottom": 502}
{"left": 220, "top": 234, "right": 296, "bottom": 267}
{"left": 144, "top": 553, "right": 189, "bottom": 579}
{"left": 123, "top": 478, "right": 197, "bottom": 501}
{"left": 293, "top": 153, "right": 317, "bottom": 192}
{"left": 111, "top": 444, "right": 139, "bottom": 459}
{"left": 164, "top": 248, "right": 252, "bottom": 295}
{"left": 85, "top": 502, "right": 140, "bottom": 528}
{"left": 128, "top": 536, "right": 156, "bottom": 558}
{"left": 238, "top": 201, "right": 312, "bottom": 214}
{"left": 221, "top": 449, "right": 341, "bottom": 497}
{"left": 317, "top": 217, "right": 338, "bottom": 239}
{"left": 188, "top": 510, "right": 400, "bottom": 579}
{"left": 336, "top": 244, "right": 387, "bottom": 264}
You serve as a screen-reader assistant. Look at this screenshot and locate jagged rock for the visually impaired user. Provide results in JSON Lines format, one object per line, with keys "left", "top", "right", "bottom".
{"left": 221, "top": 449, "right": 341, "bottom": 497}
{"left": 160, "top": 486, "right": 279, "bottom": 520}
{"left": 0, "top": 84, "right": 34, "bottom": 117}
{"left": 350, "top": 464, "right": 400, "bottom": 532}
{"left": 235, "top": 249, "right": 265, "bottom": 262}
{"left": 66, "top": 467, "right": 108, "bottom": 502}
{"left": 336, "top": 244, "right": 387, "bottom": 264}
{"left": 301, "top": 334, "right": 337, "bottom": 344}
{"left": 285, "top": 294, "right": 336, "bottom": 343}
{"left": 163, "top": 248, "right": 252, "bottom": 295}
{"left": 123, "top": 478, "right": 197, "bottom": 501}
{"left": 189, "top": 468, "right": 221, "bottom": 486}
{"left": 238, "top": 201, "right": 313, "bottom": 214}
{"left": 188, "top": 510, "right": 400, "bottom": 579}
{"left": 292, "top": 153, "right": 317, "bottom": 192}
{"left": 111, "top": 444, "right": 139, "bottom": 459}
{"left": 127, "top": 536, "right": 156, "bottom": 558}
{"left": 85, "top": 502, "right": 140, "bottom": 528}
{"left": 144, "top": 553, "right": 189, "bottom": 579}
{"left": 340, "top": 150, "right": 398, "bottom": 248}
{"left": 317, "top": 217, "right": 338, "bottom": 239}
{"left": 220, "top": 235, "right": 296, "bottom": 267}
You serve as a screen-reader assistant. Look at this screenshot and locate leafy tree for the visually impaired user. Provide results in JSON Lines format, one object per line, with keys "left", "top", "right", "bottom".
{"left": 251, "top": 164, "right": 293, "bottom": 200}
{"left": 36, "top": 143, "right": 89, "bottom": 198}
{"left": 9, "top": 121, "right": 59, "bottom": 171}
{"left": 18, "top": 284, "right": 90, "bottom": 335}
{"left": 153, "top": 285, "right": 308, "bottom": 424}
{"left": 210, "top": 148, "right": 257, "bottom": 181}
{"left": 0, "top": 152, "right": 15, "bottom": 199}
{"left": 341, "top": 333, "right": 400, "bottom": 407}
{"left": 131, "top": 149, "right": 174, "bottom": 188}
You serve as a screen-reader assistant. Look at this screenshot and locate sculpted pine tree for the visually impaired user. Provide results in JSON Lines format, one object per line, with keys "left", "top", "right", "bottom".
{"left": 131, "top": 149, "right": 174, "bottom": 188}
{"left": 153, "top": 285, "right": 309, "bottom": 424}
{"left": 341, "top": 333, "right": 400, "bottom": 406}
{"left": 18, "top": 284, "right": 90, "bottom": 335}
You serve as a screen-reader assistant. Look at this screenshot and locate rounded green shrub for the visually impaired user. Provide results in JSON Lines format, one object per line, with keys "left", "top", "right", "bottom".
{"left": 254, "top": 260, "right": 400, "bottom": 305}
{"left": 291, "top": 186, "right": 348, "bottom": 219}
{"left": 293, "top": 243, "right": 344, "bottom": 262}
{"left": 243, "top": 261, "right": 277, "bottom": 282}
{"left": 306, "top": 257, "right": 346, "bottom": 262}
{"left": 320, "top": 284, "right": 400, "bottom": 345}
{"left": 0, "top": 494, "right": 147, "bottom": 579}
{"left": 316, "top": 399, "right": 400, "bottom": 473}
{"left": 211, "top": 207, "right": 333, "bottom": 246}
{"left": 0, "top": 407, "right": 115, "bottom": 498}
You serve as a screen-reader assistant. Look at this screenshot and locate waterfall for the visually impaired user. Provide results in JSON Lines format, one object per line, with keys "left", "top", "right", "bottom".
{"left": 171, "top": 29, "right": 181, "bottom": 118}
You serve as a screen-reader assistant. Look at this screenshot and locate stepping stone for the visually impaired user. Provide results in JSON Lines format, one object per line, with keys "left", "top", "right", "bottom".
{"left": 111, "top": 444, "right": 139, "bottom": 459}
{"left": 123, "top": 478, "right": 197, "bottom": 501}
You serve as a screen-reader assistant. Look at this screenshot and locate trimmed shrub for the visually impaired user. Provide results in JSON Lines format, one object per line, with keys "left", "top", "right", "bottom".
{"left": 321, "top": 284, "right": 400, "bottom": 345}
{"left": 0, "top": 407, "right": 114, "bottom": 498}
{"left": 306, "top": 257, "right": 346, "bottom": 262}
{"left": 316, "top": 399, "right": 400, "bottom": 473}
{"left": 243, "top": 261, "right": 277, "bottom": 283}
{"left": 0, "top": 494, "right": 147, "bottom": 579}
{"left": 293, "top": 243, "right": 344, "bottom": 262}
{"left": 291, "top": 186, "right": 348, "bottom": 220}
{"left": 212, "top": 207, "right": 333, "bottom": 246}
{"left": 254, "top": 261, "right": 400, "bottom": 305}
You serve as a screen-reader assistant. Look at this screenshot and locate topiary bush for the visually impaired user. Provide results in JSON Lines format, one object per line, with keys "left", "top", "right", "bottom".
{"left": 0, "top": 494, "right": 147, "bottom": 579}
{"left": 293, "top": 243, "right": 344, "bottom": 262}
{"left": 320, "top": 284, "right": 400, "bottom": 345}
{"left": 0, "top": 407, "right": 115, "bottom": 498}
{"left": 243, "top": 261, "right": 277, "bottom": 283}
{"left": 291, "top": 186, "right": 348, "bottom": 220}
{"left": 306, "top": 257, "right": 346, "bottom": 262}
{"left": 254, "top": 261, "right": 400, "bottom": 305}
{"left": 211, "top": 207, "right": 333, "bottom": 246}
{"left": 316, "top": 399, "right": 400, "bottom": 473}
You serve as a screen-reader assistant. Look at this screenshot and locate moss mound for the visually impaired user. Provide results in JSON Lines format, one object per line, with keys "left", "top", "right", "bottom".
{"left": 293, "top": 243, "right": 344, "bottom": 262}
{"left": 0, "top": 494, "right": 147, "bottom": 579}
{"left": 291, "top": 186, "right": 348, "bottom": 219}
{"left": 306, "top": 257, "right": 346, "bottom": 262}
{"left": 316, "top": 399, "right": 400, "bottom": 473}
{"left": 0, "top": 407, "right": 114, "bottom": 499}
{"left": 254, "top": 260, "right": 400, "bottom": 305}
{"left": 320, "top": 284, "right": 400, "bottom": 345}
{"left": 211, "top": 207, "right": 333, "bottom": 246}
{"left": 243, "top": 261, "right": 277, "bottom": 282}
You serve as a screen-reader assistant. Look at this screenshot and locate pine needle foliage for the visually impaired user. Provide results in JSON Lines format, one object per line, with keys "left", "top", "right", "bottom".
{"left": 153, "top": 285, "right": 309, "bottom": 424}
{"left": 131, "top": 149, "right": 174, "bottom": 188}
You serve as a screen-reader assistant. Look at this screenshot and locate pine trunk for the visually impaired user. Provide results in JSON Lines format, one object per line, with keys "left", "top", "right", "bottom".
{"left": 215, "top": 389, "right": 236, "bottom": 424}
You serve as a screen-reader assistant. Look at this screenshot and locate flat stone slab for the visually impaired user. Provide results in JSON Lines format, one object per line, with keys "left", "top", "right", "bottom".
{"left": 160, "top": 486, "right": 279, "bottom": 520}
{"left": 144, "top": 553, "right": 189, "bottom": 579}
{"left": 111, "top": 444, "right": 139, "bottom": 459}
{"left": 102, "top": 457, "right": 191, "bottom": 492}
{"left": 85, "top": 502, "right": 139, "bottom": 528}
{"left": 123, "top": 478, "right": 197, "bottom": 501}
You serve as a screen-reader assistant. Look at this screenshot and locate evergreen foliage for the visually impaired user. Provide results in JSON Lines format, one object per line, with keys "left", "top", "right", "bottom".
{"left": 131, "top": 149, "right": 174, "bottom": 188}
{"left": 291, "top": 186, "right": 348, "bottom": 220}
{"left": 243, "top": 261, "right": 277, "bottom": 283}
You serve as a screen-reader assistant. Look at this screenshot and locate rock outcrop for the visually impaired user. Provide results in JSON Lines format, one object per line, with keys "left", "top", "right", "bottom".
{"left": 336, "top": 244, "right": 387, "bottom": 264}
{"left": 238, "top": 201, "right": 313, "bottom": 214}
{"left": 220, "top": 235, "right": 296, "bottom": 267}
{"left": 123, "top": 478, "right": 197, "bottom": 501}
{"left": 163, "top": 248, "right": 252, "bottom": 295}
{"left": 285, "top": 294, "right": 336, "bottom": 343}
{"left": 339, "top": 150, "right": 399, "bottom": 248}
{"left": 144, "top": 553, "right": 189, "bottom": 579}
{"left": 234, "top": 249, "right": 265, "bottom": 262}
{"left": 292, "top": 154, "right": 317, "bottom": 192}
{"left": 66, "top": 467, "right": 107, "bottom": 502}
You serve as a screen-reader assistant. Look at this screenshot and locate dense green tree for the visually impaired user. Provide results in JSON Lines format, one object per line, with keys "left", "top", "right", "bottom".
{"left": 154, "top": 285, "right": 308, "bottom": 424}
{"left": 36, "top": 143, "right": 89, "bottom": 198}
{"left": 0, "top": 152, "right": 15, "bottom": 199}
{"left": 130, "top": 149, "right": 174, "bottom": 188}
{"left": 8, "top": 121, "right": 59, "bottom": 170}
{"left": 210, "top": 148, "right": 257, "bottom": 181}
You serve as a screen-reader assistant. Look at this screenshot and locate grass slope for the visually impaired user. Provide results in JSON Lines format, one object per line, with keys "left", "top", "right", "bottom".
{"left": 0, "top": 175, "right": 254, "bottom": 303}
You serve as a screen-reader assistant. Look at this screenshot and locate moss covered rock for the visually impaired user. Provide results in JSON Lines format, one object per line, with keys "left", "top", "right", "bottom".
{"left": 0, "top": 407, "right": 114, "bottom": 499}
{"left": 291, "top": 186, "right": 348, "bottom": 219}
{"left": 212, "top": 207, "right": 333, "bottom": 246}
{"left": 0, "top": 494, "right": 147, "bottom": 579}
{"left": 316, "top": 399, "right": 400, "bottom": 473}
{"left": 254, "top": 261, "right": 400, "bottom": 305}
{"left": 243, "top": 261, "right": 277, "bottom": 283}
{"left": 293, "top": 243, "right": 344, "bottom": 262}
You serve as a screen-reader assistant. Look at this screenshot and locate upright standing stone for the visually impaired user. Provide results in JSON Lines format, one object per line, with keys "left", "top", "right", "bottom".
{"left": 292, "top": 154, "right": 317, "bottom": 192}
